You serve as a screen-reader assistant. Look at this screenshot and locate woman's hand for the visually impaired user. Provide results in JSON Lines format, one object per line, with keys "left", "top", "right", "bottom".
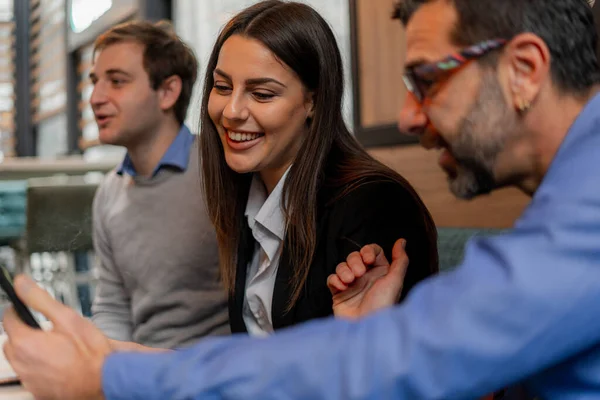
{"left": 328, "top": 239, "right": 409, "bottom": 319}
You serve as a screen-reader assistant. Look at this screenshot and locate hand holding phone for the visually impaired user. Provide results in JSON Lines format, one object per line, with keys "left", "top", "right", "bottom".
{"left": 0, "top": 266, "right": 41, "bottom": 329}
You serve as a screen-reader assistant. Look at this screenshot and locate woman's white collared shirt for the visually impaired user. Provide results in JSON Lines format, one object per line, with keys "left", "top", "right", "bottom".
{"left": 242, "top": 168, "right": 290, "bottom": 336}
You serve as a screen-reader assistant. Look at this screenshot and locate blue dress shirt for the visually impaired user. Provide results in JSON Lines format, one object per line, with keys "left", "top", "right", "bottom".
{"left": 102, "top": 94, "right": 600, "bottom": 399}
{"left": 116, "top": 125, "right": 195, "bottom": 177}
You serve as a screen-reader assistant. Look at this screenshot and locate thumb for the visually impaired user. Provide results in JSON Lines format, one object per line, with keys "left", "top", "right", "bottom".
{"left": 14, "top": 275, "right": 71, "bottom": 328}
{"left": 381, "top": 239, "right": 409, "bottom": 299}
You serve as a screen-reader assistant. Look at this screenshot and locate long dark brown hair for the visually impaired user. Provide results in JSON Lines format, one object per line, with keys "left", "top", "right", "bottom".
{"left": 200, "top": 0, "right": 438, "bottom": 309}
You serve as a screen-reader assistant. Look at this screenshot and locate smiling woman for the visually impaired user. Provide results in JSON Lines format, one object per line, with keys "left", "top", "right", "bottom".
{"left": 199, "top": 0, "right": 439, "bottom": 335}
{"left": 208, "top": 34, "right": 313, "bottom": 192}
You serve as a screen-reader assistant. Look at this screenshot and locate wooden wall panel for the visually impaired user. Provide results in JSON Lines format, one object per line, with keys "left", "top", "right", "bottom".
{"left": 368, "top": 145, "right": 530, "bottom": 228}
{"left": 356, "top": 0, "right": 406, "bottom": 127}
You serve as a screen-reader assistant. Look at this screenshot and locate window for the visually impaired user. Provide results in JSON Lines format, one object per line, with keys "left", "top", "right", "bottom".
{"left": 30, "top": 0, "right": 67, "bottom": 124}
{"left": 77, "top": 43, "right": 98, "bottom": 150}
{"left": 0, "top": 0, "right": 14, "bottom": 158}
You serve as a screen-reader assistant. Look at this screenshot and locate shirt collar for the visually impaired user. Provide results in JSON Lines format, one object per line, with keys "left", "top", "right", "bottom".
{"left": 245, "top": 167, "right": 291, "bottom": 242}
{"left": 541, "top": 92, "right": 600, "bottom": 183}
{"left": 117, "top": 125, "right": 195, "bottom": 177}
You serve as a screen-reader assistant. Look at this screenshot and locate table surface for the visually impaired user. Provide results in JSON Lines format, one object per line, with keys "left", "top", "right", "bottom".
{"left": 0, "top": 333, "right": 31, "bottom": 399}
{"left": 0, "top": 384, "right": 33, "bottom": 399}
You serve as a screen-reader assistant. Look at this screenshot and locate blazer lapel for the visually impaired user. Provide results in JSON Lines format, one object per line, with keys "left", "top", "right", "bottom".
{"left": 272, "top": 191, "right": 332, "bottom": 329}
{"left": 228, "top": 221, "right": 254, "bottom": 333}
{"left": 272, "top": 242, "right": 295, "bottom": 329}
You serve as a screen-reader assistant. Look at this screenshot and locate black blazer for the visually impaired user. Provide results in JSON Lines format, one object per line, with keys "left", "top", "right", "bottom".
{"left": 229, "top": 178, "right": 437, "bottom": 333}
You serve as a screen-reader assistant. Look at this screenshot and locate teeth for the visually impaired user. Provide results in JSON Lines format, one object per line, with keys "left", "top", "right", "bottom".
{"left": 228, "top": 131, "right": 262, "bottom": 142}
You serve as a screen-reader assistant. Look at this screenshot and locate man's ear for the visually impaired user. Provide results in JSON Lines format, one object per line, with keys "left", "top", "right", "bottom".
{"left": 158, "top": 75, "right": 183, "bottom": 111}
{"left": 502, "top": 33, "right": 550, "bottom": 112}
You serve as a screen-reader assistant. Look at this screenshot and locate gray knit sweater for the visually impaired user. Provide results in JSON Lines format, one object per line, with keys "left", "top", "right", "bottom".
{"left": 91, "top": 144, "right": 229, "bottom": 349}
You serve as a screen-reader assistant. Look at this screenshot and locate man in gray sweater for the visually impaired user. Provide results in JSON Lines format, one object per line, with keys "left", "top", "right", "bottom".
{"left": 88, "top": 20, "right": 229, "bottom": 349}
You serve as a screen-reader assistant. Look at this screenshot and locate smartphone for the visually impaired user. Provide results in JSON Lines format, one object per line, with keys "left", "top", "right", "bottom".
{"left": 0, "top": 265, "right": 41, "bottom": 329}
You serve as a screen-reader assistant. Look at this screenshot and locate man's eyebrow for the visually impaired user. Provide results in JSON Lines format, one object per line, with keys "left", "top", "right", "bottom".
{"left": 105, "top": 68, "right": 133, "bottom": 77}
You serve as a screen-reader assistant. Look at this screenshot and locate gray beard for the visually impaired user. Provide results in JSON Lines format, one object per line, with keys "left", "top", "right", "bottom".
{"left": 448, "top": 72, "right": 518, "bottom": 200}
{"left": 449, "top": 160, "right": 496, "bottom": 199}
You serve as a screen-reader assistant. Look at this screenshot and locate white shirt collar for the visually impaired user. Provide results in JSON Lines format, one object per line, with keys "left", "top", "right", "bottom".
{"left": 244, "top": 166, "right": 291, "bottom": 242}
